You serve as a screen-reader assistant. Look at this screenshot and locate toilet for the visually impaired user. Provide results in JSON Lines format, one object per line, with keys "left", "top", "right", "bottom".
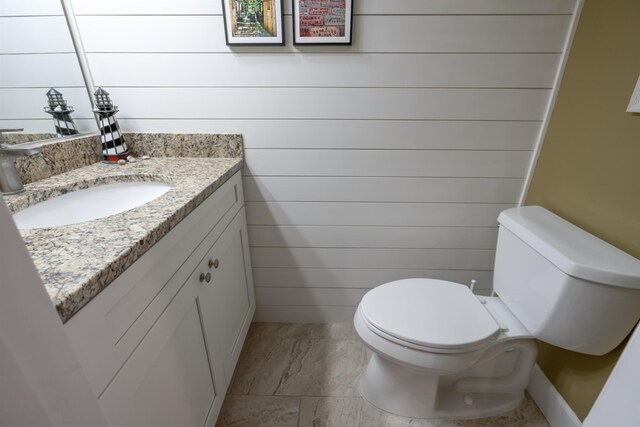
{"left": 354, "top": 206, "right": 640, "bottom": 420}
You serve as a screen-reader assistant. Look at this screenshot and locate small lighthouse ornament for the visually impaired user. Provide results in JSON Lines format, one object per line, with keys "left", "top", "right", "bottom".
{"left": 44, "top": 88, "right": 79, "bottom": 137}
{"left": 93, "top": 87, "right": 129, "bottom": 162}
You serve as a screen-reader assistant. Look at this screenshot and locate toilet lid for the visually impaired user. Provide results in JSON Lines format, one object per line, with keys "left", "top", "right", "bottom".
{"left": 360, "top": 279, "right": 500, "bottom": 351}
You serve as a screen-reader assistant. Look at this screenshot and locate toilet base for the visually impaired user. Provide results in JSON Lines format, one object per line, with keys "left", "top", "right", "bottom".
{"left": 359, "top": 353, "right": 524, "bottom": 420}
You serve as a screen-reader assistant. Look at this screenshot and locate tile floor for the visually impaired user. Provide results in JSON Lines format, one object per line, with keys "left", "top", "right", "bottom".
{"left": 216, "top": 323, "right": 550, "bottom": 427}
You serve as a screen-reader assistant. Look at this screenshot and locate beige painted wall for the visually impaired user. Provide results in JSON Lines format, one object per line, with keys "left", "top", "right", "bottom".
{"left": 525, "top": 0, "right": 640, "bottom": 420}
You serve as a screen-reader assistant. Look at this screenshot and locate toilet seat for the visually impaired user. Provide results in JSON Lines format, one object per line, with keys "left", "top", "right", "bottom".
{"left": 360, "top": 279, "right": 500, "bottom": 354}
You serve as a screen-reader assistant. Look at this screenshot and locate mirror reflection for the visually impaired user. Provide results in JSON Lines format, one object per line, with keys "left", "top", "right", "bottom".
{"left": 0, "top": 0, "right": 96, "bottom": 144}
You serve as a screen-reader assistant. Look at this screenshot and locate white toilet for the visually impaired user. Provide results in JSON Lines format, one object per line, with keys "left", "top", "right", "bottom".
{"left": 354, "top": 206, "right": 640, "bottom": 420}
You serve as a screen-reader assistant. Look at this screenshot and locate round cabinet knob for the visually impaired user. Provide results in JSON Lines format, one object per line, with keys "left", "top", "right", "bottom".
{"left": 209, "top": 259, "right": 219, "bottom": 269}
{"left": 204, "top": 272, "right": 212, "bottom": 283}
{"left": 199, "top": 272, "right": 206, "bottom": 283}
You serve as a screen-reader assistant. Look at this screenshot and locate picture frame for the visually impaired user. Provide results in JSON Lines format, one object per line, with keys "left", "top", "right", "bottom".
{"left": 292, "top": 0, "right": 353, "bottom": 45}
{"left": 221, "top": 0, "right": 285, "bottom": 46}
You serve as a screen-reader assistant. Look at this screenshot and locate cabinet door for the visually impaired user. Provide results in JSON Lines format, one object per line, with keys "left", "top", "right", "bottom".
{"left": 99, "top": 279, "right": 223, "bottom": 427}
{"left": 199, "top": 207, "right": 255, "bottom": 384}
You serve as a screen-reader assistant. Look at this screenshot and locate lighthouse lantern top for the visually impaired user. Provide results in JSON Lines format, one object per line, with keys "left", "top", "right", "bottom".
{"left": 46, "top": 88, "right": 68, "bottom": 110}
{"left": 94, "top": 87, "right": 117, "bottom": 112}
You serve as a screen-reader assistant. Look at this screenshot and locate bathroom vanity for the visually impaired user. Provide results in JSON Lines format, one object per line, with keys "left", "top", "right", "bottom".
{"left": 65, "top": 171, "right": 252, "bottom": 426}
{"left": 4, "top": 136, "right": 254, "bottom": 426}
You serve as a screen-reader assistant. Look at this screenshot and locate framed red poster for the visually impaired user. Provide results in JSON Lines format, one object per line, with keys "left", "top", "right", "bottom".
{"left": 292, "top": 0, "right": 353, "bottom": 45}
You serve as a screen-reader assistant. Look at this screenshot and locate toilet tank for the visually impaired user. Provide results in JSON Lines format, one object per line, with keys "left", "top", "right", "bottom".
{"left": 494, "top": 206, "right": 640, "bottom": 356}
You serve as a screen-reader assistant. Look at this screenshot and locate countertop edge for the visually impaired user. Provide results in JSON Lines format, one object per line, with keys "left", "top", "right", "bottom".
{"left": 54, "top": 158, "right": 244, "bottom": 323}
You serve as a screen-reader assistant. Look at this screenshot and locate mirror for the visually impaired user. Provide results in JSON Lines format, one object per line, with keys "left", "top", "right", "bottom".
{"left": 0, "top": 0, "right": 97, "bottom": 143}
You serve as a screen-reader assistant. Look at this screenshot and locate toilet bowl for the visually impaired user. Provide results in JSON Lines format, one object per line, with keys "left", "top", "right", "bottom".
{"left": 354, "top": 279, "right": 537, "bottom": 420}
{"left": 354, "top": 206, "right": 640, "bottom": 420}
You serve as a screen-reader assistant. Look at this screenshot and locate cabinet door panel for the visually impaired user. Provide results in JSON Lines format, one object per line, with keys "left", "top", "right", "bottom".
{"left": 217, "top": 229, "right": 251, "bottom": 361}
{"left": 99, "top": 281, "right": 218, "bottom": 427}
{"left": 199, "top": 208, "right": 255, "bottom": 383}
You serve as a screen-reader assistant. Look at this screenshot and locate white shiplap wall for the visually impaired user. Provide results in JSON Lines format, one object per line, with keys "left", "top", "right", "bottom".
{"left": 69, "top": 0, "right": 577, "bottom": 322}
{"left": 0, "top": 0, "right": 95, "bottom": 133}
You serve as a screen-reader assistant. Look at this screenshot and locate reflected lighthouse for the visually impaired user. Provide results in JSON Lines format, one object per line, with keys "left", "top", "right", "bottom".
{"left": 44, "top": 88, "right": 79, "bottom": 137}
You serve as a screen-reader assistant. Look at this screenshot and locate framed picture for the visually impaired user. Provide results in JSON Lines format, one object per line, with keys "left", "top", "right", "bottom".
{"left": 292, "top": 0, "right": 353, "bottom": 45}
{"left": 222, "top": 0, "right": 285, "bottom": 45}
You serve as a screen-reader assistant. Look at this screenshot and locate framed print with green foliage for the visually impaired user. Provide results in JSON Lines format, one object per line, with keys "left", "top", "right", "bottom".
{"left": 292, "top": 0, "right": 353, "bottom": 45}
{"left": 222, "top": 0, "right": 285, "bottom": 45}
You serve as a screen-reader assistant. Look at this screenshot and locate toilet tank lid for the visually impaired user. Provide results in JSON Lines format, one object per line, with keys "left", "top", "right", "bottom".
{"left": 498, "top": 206, "right": 640, "bottom": 289}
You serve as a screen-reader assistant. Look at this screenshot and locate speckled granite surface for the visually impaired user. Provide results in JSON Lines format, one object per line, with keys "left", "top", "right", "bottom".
{"left": 3, "top": 133, "right": 57, "bottom": 144}
{"left": 14, "top": 134, "right": 102, "bottom": 185}
{"left": 127, "top": 133, "right": 243, "bottom": 158}
{"left": 14, "top": 133, "right": 243, "bottom": 185}
{"left": 5, "top": 157, "right": 243, "bottom": 322}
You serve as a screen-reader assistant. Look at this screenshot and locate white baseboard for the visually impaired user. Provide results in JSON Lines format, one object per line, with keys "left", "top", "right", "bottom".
{"left": 528, "top": 364, "right": 582, "bottom": 427}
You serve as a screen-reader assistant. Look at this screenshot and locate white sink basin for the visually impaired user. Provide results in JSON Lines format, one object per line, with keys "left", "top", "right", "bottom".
{"left": 13, "top": 182, "right": 172, "bottom": 229}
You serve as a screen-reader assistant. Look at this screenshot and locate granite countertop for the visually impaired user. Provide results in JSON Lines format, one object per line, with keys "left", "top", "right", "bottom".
{"left": 4, "top": 156, "right": 243, "bottom": 323}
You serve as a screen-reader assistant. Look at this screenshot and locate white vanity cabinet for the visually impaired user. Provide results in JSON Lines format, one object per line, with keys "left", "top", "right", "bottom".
{"left": 198, "top": 210, "right": 254, "bottom": 384}
{"left": 98, "top": 278, "right": 219, "bottom": 427}
{"left": 64, "top": 171, "right": 255, "bottom": 427}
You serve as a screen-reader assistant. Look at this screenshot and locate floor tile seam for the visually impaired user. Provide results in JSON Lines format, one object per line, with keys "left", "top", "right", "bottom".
{"left": 224, "top": 392, "right": 363, "bottom": 398}
{"left": 246, "top": 336, "right": 362, "bottom": 341}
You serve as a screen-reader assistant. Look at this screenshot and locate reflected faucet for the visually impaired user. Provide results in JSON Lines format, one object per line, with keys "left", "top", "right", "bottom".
{"left": 0, "top": 129, "right": 44, "bottom": 195}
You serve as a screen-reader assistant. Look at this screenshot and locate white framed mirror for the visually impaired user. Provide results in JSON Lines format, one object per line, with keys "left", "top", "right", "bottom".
{"left": 0, "top": 0, "right": 98, "bottom": 142}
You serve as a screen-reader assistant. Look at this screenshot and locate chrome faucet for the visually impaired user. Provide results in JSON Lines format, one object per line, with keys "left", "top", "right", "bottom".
{"left": 0, "top": 128, "right": 44, "bottom": 195}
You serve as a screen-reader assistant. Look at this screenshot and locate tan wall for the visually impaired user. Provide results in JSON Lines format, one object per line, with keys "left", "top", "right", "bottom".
{"left": 525, "top": 0, "right": 640, "bottom": 420}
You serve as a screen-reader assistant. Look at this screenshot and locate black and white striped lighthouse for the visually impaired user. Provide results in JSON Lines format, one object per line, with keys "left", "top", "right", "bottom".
{"left": 93, "top": 87, "right": 129, "bottom": 162}
{"left": 44, "top": 88, "right": 79, "bottom": 137}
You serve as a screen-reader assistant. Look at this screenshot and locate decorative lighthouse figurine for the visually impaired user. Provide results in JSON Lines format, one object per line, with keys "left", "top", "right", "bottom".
{"left": 93, "top": 87, "right": 129, "bottom": 162}
{"left": 44, "top": 88, "right": 79, "bottom": 137}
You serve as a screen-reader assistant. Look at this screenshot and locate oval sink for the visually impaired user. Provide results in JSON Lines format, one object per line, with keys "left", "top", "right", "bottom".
{"left": 13, "top": 182, "right": 172, "bottom": 229}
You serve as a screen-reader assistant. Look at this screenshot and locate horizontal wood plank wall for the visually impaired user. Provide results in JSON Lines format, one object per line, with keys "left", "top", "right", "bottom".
{"left": 71, "top": 0, "right": 576, "bottom": 323}
{"left": 0, "top": 2, "right": 94, "bottom": 133}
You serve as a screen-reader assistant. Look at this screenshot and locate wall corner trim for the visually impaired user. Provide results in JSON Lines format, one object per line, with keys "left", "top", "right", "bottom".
{"left": 518, "top": 0, "right": 585, "bottom": 206}
{"left": 528, "top": 364, "right": 583, "bottom": 427}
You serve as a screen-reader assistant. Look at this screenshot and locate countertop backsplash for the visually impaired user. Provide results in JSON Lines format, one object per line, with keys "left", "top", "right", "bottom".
{"left": 14, "top": 133, "right": 244, "bottom": 185}
{"left": 15, "top": 134, "right": 103, "bottom": 185}
{"left": 126, "top": 133, "right": 244, "bottom": 158}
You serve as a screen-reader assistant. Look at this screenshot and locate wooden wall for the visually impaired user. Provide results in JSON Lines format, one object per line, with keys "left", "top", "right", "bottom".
{"left": 36, "top": 0, "right": 576, "bottom": 321}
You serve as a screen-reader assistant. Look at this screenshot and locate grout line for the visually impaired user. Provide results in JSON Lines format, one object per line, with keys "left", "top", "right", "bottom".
{"left": 245, "top": 200, "right": 516, "bottom": 204}
{"left": 251, "top": 246, "right": 496, "bottom": 251}
{"left": 247, "top": 225, "right": 500, "bottom": 228}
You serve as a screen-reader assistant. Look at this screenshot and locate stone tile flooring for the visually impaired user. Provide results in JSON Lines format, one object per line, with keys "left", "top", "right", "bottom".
{"left": 216, "top": 323, "right": 550, "bottom": 426}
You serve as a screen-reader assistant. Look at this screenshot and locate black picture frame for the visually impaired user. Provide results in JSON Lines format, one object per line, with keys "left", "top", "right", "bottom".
{"left": 221, "top": 0, "right": 285, "bottom": 46}
{"left": 292, "top": 0, "right": 353, "bottom": 45}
